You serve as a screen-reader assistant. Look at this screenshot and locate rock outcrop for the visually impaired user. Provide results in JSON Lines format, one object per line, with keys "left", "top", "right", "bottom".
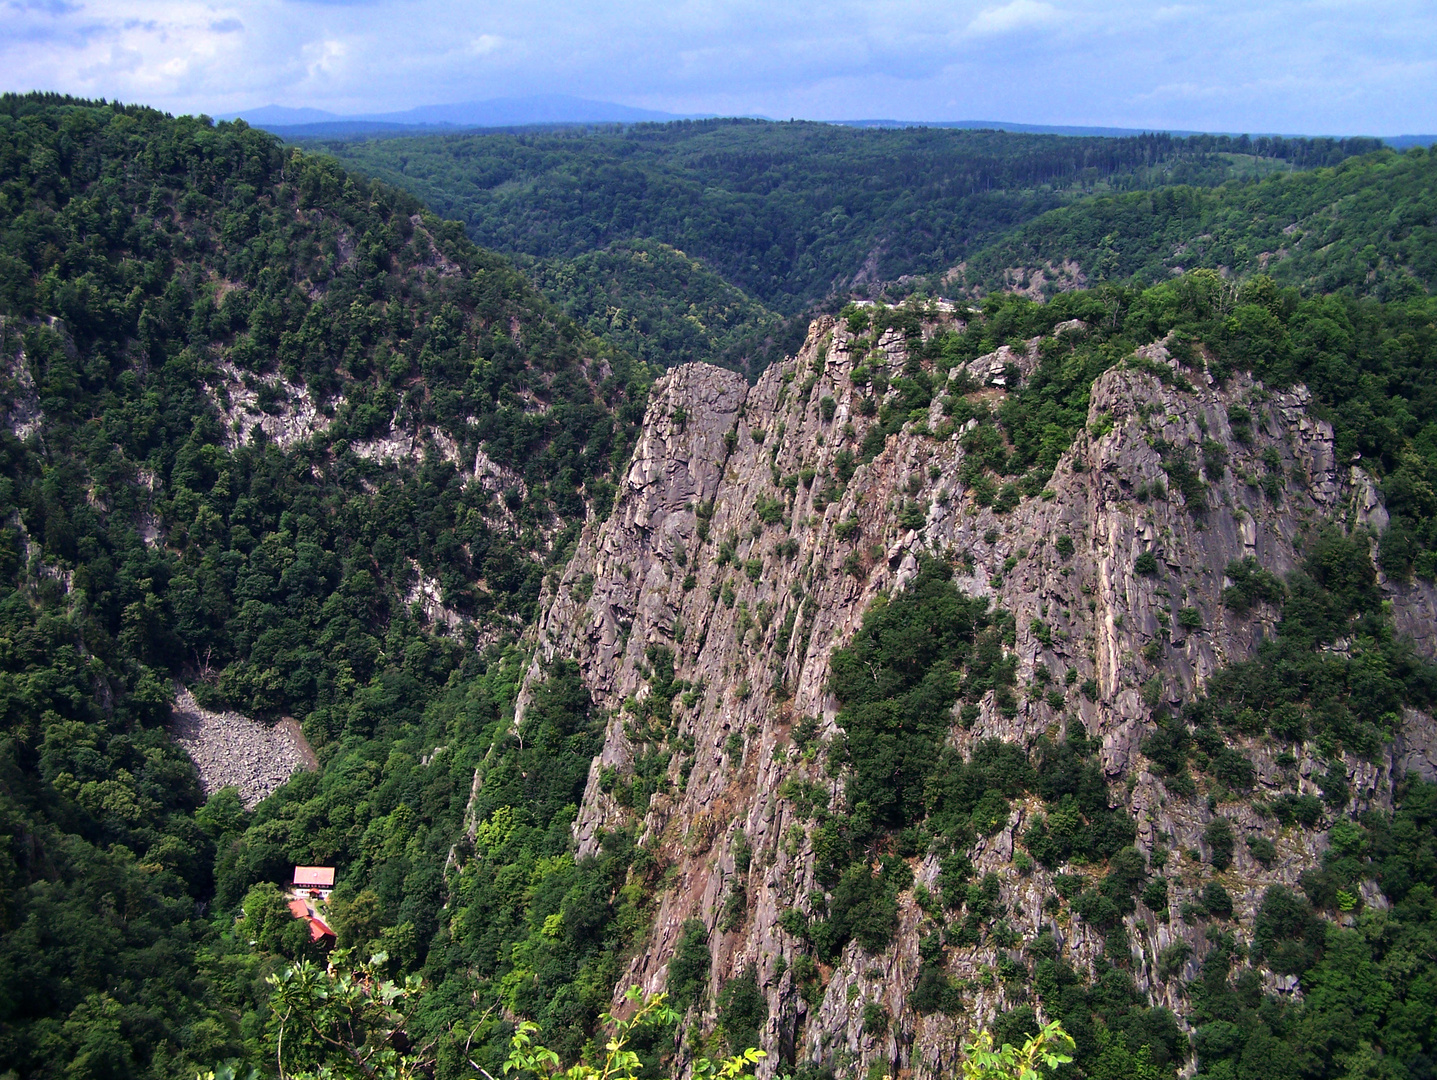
{"left": 489, "top": 316, "right": 1437, "bottom": 1078}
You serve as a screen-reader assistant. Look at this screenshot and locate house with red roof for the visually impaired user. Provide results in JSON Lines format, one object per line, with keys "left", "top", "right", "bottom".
{"left": 293, "top": 865, "right": 335, "bottom": 899}
{"left": 287, "top": 897, "right": 336, "bottom": 945}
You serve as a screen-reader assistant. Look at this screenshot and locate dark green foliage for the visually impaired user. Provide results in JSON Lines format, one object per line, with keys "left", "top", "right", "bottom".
{"left": 1204, "top": 818, "right": 1235, "bottom": 870}
{"left": 828, "top": 557, "right": 1014, "bottom": 827}
{"left": 1023, "top": 739, "right": 1137, "bottom": 868}
{"left": 8, "top": 93, "right": 1437, "bottom": 1080}
{"left": 994, "top": 1004, "right": 1040, "bottom": 1047}
{"left": 1157, "top": 941, "right": 1192, "bottom": 980}
{"left": 1176, "top": 530, "right": 1437, "bottom": 761}
{"left": 527, "top": 239, "right": 782, "bottom": 371}
{"left": 716, "top": 966, "right": 767, "bottom": 1055}
{"left": 963, "top": 144, "right": 1428, "bottom": 298}
{"left": 1221, "top": 557, "right": 1286, "bottom": 615}
{"left": 318, "top": 123, "right": 1359, "bottom": 317}
{"left": 1160, "top": 450, "right": 1208, "bottom": 513}
{"left": 667, "top": 919, "right": 711, "bottom": 1010}
{"left": 1246, "top": 836, "right": 1277, "bottom": 865}
{"left": 0, "top": 95, "right": 652, "bottom": 1080}
{"left": 910, "top": 962, "right": 966, "bottom": 1015}
{"left": 808, "top": 855, "right": 909, "bottom": 960}
{"left": 1176, "top": 607, "right": 1204, "bottom": 631}
{"left": 926, "top": 739, "right": 1035, "bottom": 843}
{"left": 1270, "top": 793, "right": 1326, "bottom": 828}
{"left": 1186, "top": 783, "right": 1437, "bottom": 1080}
{"left": 861, "top": 1001, "right": 888, "bottom": 1035}
{"left": 1201, "top": 882, "right": 1234, "bottom": 919}
{"left": 1134, "top": 551, "right": 1159, "bottom": 575}
{"left": 1141, "top": 878, "right": 1170, "bottom": 912}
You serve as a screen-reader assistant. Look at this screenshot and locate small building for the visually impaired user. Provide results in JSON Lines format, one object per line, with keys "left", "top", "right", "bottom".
{"left": 287, "top": 897, "right": 336, "bottom": 946}
{"left": 293, "top": 865, "right": 335, "bottom": 899}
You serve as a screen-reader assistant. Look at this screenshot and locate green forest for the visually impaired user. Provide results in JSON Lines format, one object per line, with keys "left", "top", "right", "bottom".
{"left": 2, "top": 92, "right": 1437, "bottom": 1080}
{"left": 308, "top": 122, "right": 1381, "bottom": 373}
{"left": 960, "top": 147, "right": 1437, "bottom": 300}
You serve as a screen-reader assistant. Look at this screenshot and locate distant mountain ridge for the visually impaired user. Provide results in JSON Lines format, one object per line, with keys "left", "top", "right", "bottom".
{"left": 221, "top": 94, "right": 696, "bottom": 131}
{"left": 219, "top": 99, "right": 1435, "bottom": 146}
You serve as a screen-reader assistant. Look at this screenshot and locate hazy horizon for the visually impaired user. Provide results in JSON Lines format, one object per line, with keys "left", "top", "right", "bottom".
{"left": 3, "top": 1, "right": 1436, "bottom": 137}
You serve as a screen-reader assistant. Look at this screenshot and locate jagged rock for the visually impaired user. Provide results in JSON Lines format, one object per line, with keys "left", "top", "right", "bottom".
{"left": 479, "top": 316, "right": 1437, "bottom": 1078}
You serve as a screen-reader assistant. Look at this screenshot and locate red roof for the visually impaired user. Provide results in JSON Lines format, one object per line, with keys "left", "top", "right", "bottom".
{"left": 293, "top": 865, "right": 335, "bottom": 888}
{"left": 287, "top": 897, "right": 336, "bottom": 942}
{"left": 306, "top": 914, "right": 336, "bottom": 942}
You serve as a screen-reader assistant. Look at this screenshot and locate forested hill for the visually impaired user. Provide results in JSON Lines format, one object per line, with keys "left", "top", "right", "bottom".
{"left": 0, "top": 93, "right": 647, "bottom": 1078}
{"left": 958, "top": 145, "right": 1437, "bottom": 299}
{"left": 314, "top": 121, "right": 1380, "bottom": 314}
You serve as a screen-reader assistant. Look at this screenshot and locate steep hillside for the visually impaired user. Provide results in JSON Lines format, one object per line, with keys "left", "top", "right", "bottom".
{"left": 5, "top": 92, "right": 1437, "bottom": 1080}
{"left": 0, "top": 94, "right": 647, "bottom": 1079}
{"left": 489, "top": 292, "right": 1437, "bottom": 1080}
{"left": 959, "top": 146, "right": 1437, "bottom": 301}
{"left": 319, "top": 123, "right": 1377, "bottom": 314}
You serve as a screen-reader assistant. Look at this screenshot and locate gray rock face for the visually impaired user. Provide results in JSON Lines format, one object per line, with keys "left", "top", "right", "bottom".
{"left": 480, "top": 317, "right": 1437, "bottom": 1077}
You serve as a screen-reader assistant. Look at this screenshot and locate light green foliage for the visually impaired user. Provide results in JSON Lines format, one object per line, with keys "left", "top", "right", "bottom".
{"left": 265, "top": 949, "right": 423, "bottom": 1080}
{"left": 500, "top": 989, "right": 762, "bottom": 1080}
{"left": 959, "top": 1020, "right": 1075, "bottom": 1080}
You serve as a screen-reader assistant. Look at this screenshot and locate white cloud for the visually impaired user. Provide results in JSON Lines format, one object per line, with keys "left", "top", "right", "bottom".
{"left": 0, "top": 0, "right": 1433, "bottom": 132}
{"left": 968, "top": 0, "right": 1058, "bottom": 36}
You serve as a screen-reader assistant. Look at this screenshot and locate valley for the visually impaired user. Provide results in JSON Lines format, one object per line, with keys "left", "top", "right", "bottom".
{"left": 1, "top": 93, "right": 1435, "bottom": 1080}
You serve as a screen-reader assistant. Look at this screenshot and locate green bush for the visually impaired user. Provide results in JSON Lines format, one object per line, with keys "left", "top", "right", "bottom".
{"left": 1177, "top": 607, "right": 1203, "bottom": 630}
{"left": 1204, "top": 818, "right": 1235, "bottom": 870}
{"left": 1201, "top": 881, "right": 1234, "bottom": 919}
{"left": 667, "top": 919, "right": 711, "bottom": 1009}
{"left": 716, "top": 966, "right": 768, "bottom": 1055}
{"left": 1222, "top": 557, "right": 1286, "bottom": 614}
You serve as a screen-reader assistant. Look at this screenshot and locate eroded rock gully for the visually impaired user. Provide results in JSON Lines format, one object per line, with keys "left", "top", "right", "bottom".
{"left": 486, "top": 316, "right": 1437, "bottom": 1078}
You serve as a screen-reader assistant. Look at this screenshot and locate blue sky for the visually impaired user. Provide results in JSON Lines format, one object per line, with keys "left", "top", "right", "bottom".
{"left": 3, "top": 0, "right": 1435, "bottom": 134}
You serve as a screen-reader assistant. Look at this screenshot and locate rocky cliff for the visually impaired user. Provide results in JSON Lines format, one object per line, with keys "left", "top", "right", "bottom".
{"left": 487, "top": 314, "right": 1437, "bottom": 1078}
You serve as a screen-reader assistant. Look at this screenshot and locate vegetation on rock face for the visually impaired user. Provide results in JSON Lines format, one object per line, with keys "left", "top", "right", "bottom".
{"left": 901, "top": 269, "right": 1437, "bottom": 578}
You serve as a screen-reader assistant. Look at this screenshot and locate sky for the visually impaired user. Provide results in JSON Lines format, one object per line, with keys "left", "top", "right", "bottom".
{"left": 3, "top": 0, "right": 1436, "bottom": 135}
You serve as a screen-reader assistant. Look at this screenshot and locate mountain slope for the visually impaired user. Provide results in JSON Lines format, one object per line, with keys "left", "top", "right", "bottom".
{"left": 488, "top": 287, "right": 1437, "bottom": 1080}
{"left": 0, "top": 93, "right": 647, "bottom": 1079}
{"left": 959, "top": 146, "right": 1437, "bottom": 300}
{"left": 524, "top": 239, "right": 785, "bottom": 373}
